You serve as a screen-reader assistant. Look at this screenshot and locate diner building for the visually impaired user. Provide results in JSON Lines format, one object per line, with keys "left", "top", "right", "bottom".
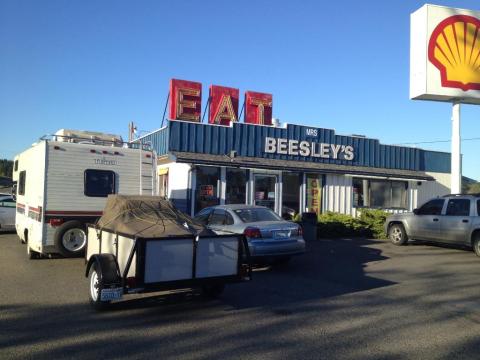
{"left": 136, "top": 119, "right": 451, "bottom": 219}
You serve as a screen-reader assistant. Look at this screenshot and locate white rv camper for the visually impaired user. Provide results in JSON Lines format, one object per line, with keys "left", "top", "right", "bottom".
{"left": 12, "top": 129, "right": 157, "bottom": 259}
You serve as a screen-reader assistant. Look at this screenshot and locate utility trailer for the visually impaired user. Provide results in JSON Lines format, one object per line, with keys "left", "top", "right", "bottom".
{"left": 85, "top": 195, "right": 252, "bottom": 310}
{"left": 13, "top": 129, "right": 156, "bottom": 259}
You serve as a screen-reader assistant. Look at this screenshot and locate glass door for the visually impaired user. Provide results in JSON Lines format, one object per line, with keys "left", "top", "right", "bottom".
{"left": 253, "top": 174, "right": 277, "bottom": 211}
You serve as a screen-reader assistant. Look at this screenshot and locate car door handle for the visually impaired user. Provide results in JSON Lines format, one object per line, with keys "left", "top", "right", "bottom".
{"left": 462, "top": 219, "right": 469, "bottom": 223}
{"left": 433, "top": 218, "right": 439, "bottom": 222}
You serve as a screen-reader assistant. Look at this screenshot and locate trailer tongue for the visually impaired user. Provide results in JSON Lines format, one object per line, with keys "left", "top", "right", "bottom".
{"left": 85, "top": 195, "right": 251, "bottom": 310}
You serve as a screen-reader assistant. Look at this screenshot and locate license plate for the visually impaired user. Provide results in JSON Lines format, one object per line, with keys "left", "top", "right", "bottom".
{"left": 275, "top": 231, "right": 290, "bottom": 238}
{"left": 100, "top": 287, "right": 123, "bottom": 301}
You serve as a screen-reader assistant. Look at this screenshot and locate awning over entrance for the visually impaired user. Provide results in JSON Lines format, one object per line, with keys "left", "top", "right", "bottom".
{"left": 170, "top": 151, "right": 435, "bottom": 181}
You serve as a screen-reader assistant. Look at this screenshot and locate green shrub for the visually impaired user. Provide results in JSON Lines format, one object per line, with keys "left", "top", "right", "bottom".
{"left": 316, "top": 212, "right": 369, "bottom": 238}
{"left": 310, "top": 209, "right": 389, "bottom": 239}
{"left": 358, "top": 209, "right": 389, "bottom": 239}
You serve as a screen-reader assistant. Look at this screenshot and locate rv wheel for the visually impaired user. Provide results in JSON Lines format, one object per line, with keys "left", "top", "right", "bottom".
{"left": 54, "top": 221, "right": 87, "bottom": 257}
{"left": 27, "top": 246, "right": 40, "bottom": 260}
{"left": 89, "top": 264, "right": 111, "bottom": 311}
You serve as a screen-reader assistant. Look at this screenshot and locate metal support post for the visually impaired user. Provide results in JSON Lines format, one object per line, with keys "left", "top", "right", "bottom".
{"left": 451, "top": 102, "right": 462, "bottom": 194}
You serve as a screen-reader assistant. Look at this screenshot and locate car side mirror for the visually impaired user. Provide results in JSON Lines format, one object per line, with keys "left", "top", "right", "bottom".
{"left": 413, "top": 208, "right": 419, "bottom": 215}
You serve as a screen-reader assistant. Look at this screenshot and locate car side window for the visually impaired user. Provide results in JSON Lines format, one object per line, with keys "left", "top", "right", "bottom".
{"left": 445, "top": 199, "right": 470, "bottom": 216}
{"left": 195, "top": 208, "right": 212, "bottom": 224}
{"left": 477, "top": 200, "right": 480, "bottom": 216}
{"left": 417, "top": 199, "right": 445, "bottom": 215}
{"left": 209, "top": 209, "right": 227, "bottom": 226}
{"left": 225, "top": 211, "right": 234, "bottom": 225}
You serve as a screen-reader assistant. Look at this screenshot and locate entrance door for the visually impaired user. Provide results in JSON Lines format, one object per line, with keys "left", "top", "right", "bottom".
{"left": 253, "top": 174, "right": 277, "bottom": 211}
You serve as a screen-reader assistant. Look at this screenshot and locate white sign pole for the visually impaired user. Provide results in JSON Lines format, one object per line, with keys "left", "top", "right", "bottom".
{"left": 451, "top": 102, "right": 462, "bottom": 194}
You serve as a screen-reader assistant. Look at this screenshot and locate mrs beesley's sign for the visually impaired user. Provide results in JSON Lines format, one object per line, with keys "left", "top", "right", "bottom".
{"left": 264, "top": 137, "right": 355, "bottom": 160}
{"left": 411, "top": 4, "right": 480, "bottom": 104}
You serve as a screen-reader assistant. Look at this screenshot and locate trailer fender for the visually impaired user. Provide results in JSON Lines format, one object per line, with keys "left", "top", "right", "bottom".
{"left": 85, "top": 254, "right": 121, "bottom": 286}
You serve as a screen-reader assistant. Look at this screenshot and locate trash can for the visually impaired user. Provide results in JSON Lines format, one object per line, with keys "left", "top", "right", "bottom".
{"left": 301, "top": 212, "right": 318, "bottom": 241}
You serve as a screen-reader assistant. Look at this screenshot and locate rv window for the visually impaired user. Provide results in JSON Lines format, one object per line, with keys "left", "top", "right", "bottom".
{"left": 84, "top": 169, "right": 116, "bottom": 197}
{"left": 18, "top": 171, "right": 26, "bottom": 195}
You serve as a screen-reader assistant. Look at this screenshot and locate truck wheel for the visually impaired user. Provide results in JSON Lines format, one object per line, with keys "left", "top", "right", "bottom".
{"left": 89, "top": 264, "right": 111, "bottom": 311}
{"left": 202, "top": 283, "right": 225, "bottom": 298}
{"left": 389, "top": 224, "right": 408, "bottom": 246}
{"left": 54, "top": 221, "right": 87, "bottom": 257}
{"left": 473, "top": 236, "right": 480, "bottom": 257}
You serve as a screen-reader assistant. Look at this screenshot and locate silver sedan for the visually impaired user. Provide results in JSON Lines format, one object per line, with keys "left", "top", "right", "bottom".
{"left": 0, "top": 194, "right": 16, "bottom": 232}
{"left": 194, "top": 204, "right": 306, "bottom": 263}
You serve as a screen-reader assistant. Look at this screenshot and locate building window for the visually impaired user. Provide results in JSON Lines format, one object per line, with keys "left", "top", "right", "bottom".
{"left": 14, "top": 160, "right": 18, "bottom": 172}
{"left": 226, "top": 168, "right": 247, "bottom": 204}
{"left": 254, "top": 174, "right": 276, "bottom": 210}
{"left": 353, "top": 178, "right": 407, "bottom": 209}
{"left": 306, "top": 173, "right": 322, "bottom": 216}
{"left": 84, "top": 169, "right": 116, "bottom": 197}
{"left": 195, "top": 166, "right": 220, "bottom": 213}
{"left": 353, "top": 178, "right": 368, "bottom": 207}
{"left": 282, "top": 172, "right": 301, "bottom": 220}
{"left": 18, "top": 171, "right": 26, "bottom": 196}
{"left": 159, "top": 174, "right": 168, "bottom": 198}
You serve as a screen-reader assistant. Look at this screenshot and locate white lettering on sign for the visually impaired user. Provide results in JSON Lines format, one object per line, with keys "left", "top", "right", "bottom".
{"left": 264, "top": 137, "right": 355, "bottom": 161}
{"left": 305, "top": 128, "right": 318, "bottom": 137}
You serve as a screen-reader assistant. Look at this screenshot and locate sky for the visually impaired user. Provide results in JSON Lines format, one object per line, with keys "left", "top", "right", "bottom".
{"left": 1, "top": 0, "right": 480, "bottom": 179}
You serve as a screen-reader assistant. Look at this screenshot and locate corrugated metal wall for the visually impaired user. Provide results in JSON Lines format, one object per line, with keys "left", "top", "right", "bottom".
{"left": 137, "top": 121, "right": 451, "bottom": 174}
{"left": 137, "top": 127, "right": 169, "bottom": 156}
{"left": 323, "top": 175, "right": 354, "bottom": 215}
{"left": 165, "top": 121, "right": 450, "bottom": 173}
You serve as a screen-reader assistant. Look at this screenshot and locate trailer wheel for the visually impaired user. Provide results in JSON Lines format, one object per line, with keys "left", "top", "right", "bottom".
{"left": 89, "top": 264, "right": 111, "bottom": 311}
{"left": 201, "top": 283, "right": 225, "bottom": 298}
{"left": 54, "top": 221, "right": 87, "bottom": 257}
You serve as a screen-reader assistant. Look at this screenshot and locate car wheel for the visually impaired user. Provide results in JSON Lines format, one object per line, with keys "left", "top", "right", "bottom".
{"left": 389, "top": 224, "right": 408, "bottom": 246}
{"left": 54, "top": 221, "right": 87, "bottom": 257}
{"left": 473, "top": 236, "right": 480, "bottom": 257}
{"left": 202, "top": 283, "right": 225, "bottom": 298}
{"left": 89, "top": 264, "right": 111, "bottom": 311}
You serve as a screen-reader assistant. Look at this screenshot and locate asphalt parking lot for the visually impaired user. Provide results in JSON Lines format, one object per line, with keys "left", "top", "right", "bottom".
{"left": 2, "top": 232, "right": 480, "bottom": 359}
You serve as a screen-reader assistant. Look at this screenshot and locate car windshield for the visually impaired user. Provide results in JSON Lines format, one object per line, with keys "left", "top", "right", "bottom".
{"left": 234, "top": 208, "right": 282, "bottom": 223}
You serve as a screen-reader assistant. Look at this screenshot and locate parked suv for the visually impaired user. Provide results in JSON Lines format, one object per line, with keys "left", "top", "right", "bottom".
{"left": 385, "top": 194, "right": 480, "bottom": 256}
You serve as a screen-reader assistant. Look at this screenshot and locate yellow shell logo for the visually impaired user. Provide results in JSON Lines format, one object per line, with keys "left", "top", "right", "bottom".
{"left": 429, "top": 15, "right": 480, "bottom": 91}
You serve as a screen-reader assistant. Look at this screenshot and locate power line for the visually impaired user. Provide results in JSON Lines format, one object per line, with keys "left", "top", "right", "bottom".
{"left": 393, "top": 137, "right": 480, "bottom": 146}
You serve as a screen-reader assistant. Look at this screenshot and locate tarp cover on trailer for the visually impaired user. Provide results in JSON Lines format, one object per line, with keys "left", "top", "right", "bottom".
{"left": 96, "top": 195, "right": 212, "bottom": 238}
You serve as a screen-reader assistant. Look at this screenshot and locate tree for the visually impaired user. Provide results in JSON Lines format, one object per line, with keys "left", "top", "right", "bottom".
{"left": 0, "top": 159, "right": 13, "bottom": 178}
{"left": 464, "top": 182, "right": 480, "bottom": 194}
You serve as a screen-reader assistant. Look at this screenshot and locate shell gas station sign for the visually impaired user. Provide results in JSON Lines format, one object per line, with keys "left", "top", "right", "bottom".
{"left": 410, "top": 4, "right": 480, "bottom": 194}
{"left": 411, "top": 4, "right": 480, "bottom": 104}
